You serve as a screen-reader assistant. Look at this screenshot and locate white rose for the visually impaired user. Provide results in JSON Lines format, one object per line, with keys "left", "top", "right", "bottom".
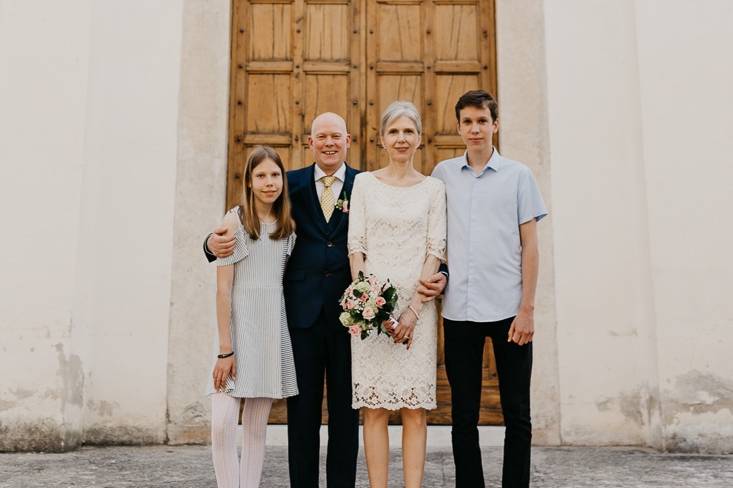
{"left": 339, "top": 312, "right": 354, "bottom": 326}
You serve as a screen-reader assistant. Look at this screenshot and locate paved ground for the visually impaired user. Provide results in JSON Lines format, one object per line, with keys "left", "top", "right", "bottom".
{"left": 1, "top": 446, "right": 732, "bottom": 487}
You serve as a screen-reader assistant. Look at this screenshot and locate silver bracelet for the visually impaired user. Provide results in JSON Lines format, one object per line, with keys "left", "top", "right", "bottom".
{"left": 408, "top": 305, "right": 421, "bottom": 320}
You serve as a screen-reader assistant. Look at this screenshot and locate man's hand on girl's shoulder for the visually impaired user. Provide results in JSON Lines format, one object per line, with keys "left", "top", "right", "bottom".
{"left": 208, "top": 225, "right": 236, "bottom": 258}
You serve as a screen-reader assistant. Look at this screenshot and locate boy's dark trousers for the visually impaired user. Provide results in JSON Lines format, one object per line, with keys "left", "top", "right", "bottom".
{"left": 444, "top": 317, "right": 533, "bottom": 488}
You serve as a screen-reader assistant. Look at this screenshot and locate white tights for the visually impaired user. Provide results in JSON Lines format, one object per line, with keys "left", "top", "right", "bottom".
{"left": 211, "top": 394, "right": 273, "bottom": 488}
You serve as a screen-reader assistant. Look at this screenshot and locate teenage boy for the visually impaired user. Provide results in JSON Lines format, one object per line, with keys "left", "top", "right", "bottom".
{"left": 428, "top": 90, "right": 547, "bottom": 488}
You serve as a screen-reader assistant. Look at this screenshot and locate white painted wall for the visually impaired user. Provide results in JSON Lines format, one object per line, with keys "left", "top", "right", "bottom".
{"left": 0, "top": 0, "right": 92, "bottom": 450}
{"left": 544, "top": 0, "right": 660, "bottom": 446}
{"left": 635, "top": 0, "right": 733, "bottom": 452}
{"left": 0, "top": 0, "right": 184, "bottom": 449}
{"left": 166, "top": 0, "right": 231, "bottom": 444}
{"left": 544, "top": 0, "right": 733, "bottom": 452}
{"left": 74, "top": 1, "right": 183, "bottom": 444}
{"left": 496, "top": 0, "right": 561, "bottom": 445}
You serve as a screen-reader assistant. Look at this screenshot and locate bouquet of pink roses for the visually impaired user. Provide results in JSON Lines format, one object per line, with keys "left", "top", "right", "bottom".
{"left": 339, "top": 271, "right": 398, "bottom": 340}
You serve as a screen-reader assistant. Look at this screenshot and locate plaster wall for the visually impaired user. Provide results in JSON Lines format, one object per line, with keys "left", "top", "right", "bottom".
{"left": 74, "top": 1, "right": 183, "bottom": 444}
{"left": 544, "top": 0, "right": 661, "bottom": 446}
{"left": 495, "top": 0, "right": 561, "bottom": 445}
{"left": 544, "top": 0, "right": 733, "bottom": 452}
{"left": 635, "top": 0, "right": 733, "bottom": 453}
{"left": 0, "top": 0, "right": 184, "bottom": 450}
{"left": 0, "top": 0, "right": 92, "bottom": 451}
{"left": 166, "top": 0, "right": 231, "bottom": 444}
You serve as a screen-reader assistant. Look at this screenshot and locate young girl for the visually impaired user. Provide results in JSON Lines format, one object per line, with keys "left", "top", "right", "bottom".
{"left": 209, "top": 146, "right": 298, "bottom": 488}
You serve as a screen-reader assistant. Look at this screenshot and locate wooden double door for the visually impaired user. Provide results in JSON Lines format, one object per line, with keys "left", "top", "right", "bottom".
{"left": 227, "top": 0, "right": 502, "bottom": 425}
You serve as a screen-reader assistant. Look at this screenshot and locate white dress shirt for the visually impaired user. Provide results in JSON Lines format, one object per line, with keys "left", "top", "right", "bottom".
{"left": 313, "top": 162, "right": 346, "bottom": 200}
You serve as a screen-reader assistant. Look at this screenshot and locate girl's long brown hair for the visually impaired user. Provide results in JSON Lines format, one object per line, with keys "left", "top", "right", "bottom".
{"left": 240, "top": 146, "right": 295, "bottom": 240}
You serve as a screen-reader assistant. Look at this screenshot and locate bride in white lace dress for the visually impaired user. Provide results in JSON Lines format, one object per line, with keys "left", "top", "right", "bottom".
{"left": 347, "top": 101, "right": 446, "bottom": 488}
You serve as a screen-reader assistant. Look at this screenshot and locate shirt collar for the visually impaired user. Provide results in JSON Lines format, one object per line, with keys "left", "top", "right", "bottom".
{"left": 460, "top": 148, "right": 505, "bottom": 175}
{"left": 314, "top": 162, "right": 346, "bottom": 182}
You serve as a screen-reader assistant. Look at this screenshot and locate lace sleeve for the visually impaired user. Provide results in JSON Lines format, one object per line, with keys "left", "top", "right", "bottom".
{"left": 347, "top": 174, "right": 367, "bottom": 256}
{"left": 427, "top": 180, "right": 447, "bottom": 262}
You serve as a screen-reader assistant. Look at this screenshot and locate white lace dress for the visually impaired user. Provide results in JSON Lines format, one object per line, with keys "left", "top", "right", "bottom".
{"left": 347, "top": 172, "right": 446, "bottom": 410}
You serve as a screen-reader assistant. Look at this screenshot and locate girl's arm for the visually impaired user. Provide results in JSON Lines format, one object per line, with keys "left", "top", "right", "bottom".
{"left": 213, "top": 265, "right": 236, "bottom": 391}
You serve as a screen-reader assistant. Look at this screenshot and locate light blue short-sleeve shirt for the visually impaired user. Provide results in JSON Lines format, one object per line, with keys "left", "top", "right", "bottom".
{"left": 432, "top": 150, "right": 547, "bottom": 322}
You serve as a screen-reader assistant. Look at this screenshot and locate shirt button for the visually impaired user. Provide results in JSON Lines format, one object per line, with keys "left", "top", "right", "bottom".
{"left": 327, "top": 241, "right": 334, "bottom": 247}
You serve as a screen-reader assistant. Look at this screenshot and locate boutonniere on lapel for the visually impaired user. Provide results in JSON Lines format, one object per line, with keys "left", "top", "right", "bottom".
{"left": 334, "top": 189, "right": 349, "bottom": 213}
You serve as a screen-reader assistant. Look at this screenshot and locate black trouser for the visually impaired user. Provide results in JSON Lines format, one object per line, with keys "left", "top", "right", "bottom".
{"left": 444, "top": 317, "right": 533, "bottom": 488}
{"left": 287, "top": 310, "right": 359, "bottom": 488}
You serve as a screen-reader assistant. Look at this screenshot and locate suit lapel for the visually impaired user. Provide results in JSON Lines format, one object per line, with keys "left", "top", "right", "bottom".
{"left": 329, "top": 165, "right": 357, "bottom": 236}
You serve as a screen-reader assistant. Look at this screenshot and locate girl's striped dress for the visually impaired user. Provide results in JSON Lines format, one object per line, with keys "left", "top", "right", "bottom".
{"left": 208, "top": 212, "right": 298, "bottom": 399}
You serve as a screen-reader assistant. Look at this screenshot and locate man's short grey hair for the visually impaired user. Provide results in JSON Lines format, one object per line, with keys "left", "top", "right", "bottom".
{"left": 379, "top": 101, "right": 422, "bottom": 136}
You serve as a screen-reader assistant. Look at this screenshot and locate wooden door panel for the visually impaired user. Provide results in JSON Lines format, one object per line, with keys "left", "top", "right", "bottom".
{"left": 376, "top": 5, "right": 422, "bottom": 62}
{"left": 304, "top": 75, "right": 351, "bottom": 125}
{"left": 248, "top": 4, "right": 292, "bottom": 59}
{"left": 245, "top": 75, "right": 293, "bottom": 132}
{"left": 305, "top": 4, "right": 350, "bottom": 59}
{"left": 229, "top": 0, "right": 499, "bottom": 425}
{"left": 433, "top": 4, "right": 480, "bottom": 61}
{"left": 377, "top": 75, "right": 422, "bottom": 110}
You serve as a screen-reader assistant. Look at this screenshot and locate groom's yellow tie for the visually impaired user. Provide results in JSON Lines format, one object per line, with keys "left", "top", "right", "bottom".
{"left": 320, "top": 175, "right": 336, "bottom": 222}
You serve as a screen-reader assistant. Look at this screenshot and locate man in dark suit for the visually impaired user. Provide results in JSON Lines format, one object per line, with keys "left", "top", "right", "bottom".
{"left": 205, "top": 113, "right": 359, "bottom": 487}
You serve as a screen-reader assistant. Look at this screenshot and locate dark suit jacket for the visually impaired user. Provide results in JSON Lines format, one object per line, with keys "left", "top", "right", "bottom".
{"left": 284, "top": 163, "right": 359, "bottom": 329}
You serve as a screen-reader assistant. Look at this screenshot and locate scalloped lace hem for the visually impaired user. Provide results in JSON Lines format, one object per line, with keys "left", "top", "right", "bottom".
{"left": 352, "top": 384, "right": 437, "bottom": 410}
{"left": 352, "top": 400, "right": 437, "bottom": 411}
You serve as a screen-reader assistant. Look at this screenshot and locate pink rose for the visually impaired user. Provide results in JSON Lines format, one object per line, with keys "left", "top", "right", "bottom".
{"left": 362, "top": 307, "right": 376, "bottom": 320}
{"left": 360, "top": 294, "right": 368, "bottom": 302}
{"left": 375, "top": 296, "right": 386, "bottom": 308}
{"left": 342, "top": 200, "right": 349, "bottom": 213}
{"left": 349, "top": 325, "right": 361, "bottom": 337}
